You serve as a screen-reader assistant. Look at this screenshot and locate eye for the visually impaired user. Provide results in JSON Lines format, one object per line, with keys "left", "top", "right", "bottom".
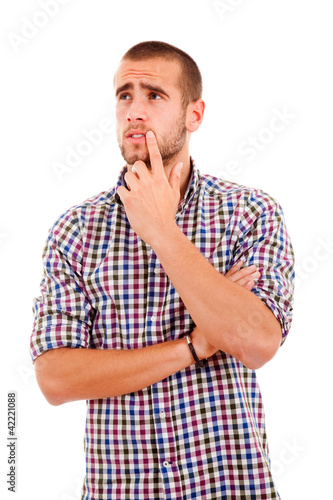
{"left": 119, "top": 93, "right": 131, "bottom": 100}
{"left": 150, "top": 93, "right": 162, "bottom": 100}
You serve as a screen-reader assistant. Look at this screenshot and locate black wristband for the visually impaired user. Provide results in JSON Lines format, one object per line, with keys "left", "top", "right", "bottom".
{"left": 185, "top": 336, "right": 207, "bottom": 368}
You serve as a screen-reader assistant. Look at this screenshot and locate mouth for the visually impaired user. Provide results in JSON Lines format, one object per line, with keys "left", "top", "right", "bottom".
{"left": 126, "top": 131, "right": 147, "bottom": 144}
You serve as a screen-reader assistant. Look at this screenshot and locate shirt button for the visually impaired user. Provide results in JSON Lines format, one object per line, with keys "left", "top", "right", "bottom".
{"left": 154, "top": 267, "right": 160, "bottom": 275}
{"left": 160, "top": 410, "right": 166, "bottom": 419}
{"left": 163, "top": 461, "right": 170, "bottom": 468}
{"left": 151, "top": 314, "right": 157, "bottom": 322}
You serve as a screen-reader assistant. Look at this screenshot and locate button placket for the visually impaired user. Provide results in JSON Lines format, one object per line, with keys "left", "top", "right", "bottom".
{"left": 147, "top": 250, "right": 158, "bottom": 327}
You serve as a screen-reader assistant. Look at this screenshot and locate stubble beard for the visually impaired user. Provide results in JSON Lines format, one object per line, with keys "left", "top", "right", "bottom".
{"left": 118, "top": 111, "right": 188, "bottom": 170}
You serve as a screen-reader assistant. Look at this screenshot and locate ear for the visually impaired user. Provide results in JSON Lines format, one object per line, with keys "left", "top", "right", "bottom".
{"left": 186, "top": 99, "right": 205, "bottom": 133}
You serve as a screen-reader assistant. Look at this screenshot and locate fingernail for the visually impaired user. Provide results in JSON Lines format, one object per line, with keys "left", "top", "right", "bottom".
{"left": 147, "top": 131, "right": 154, "bottom": 138}
{"left": 177, "top": 162, "right": 183, "bottom": 172}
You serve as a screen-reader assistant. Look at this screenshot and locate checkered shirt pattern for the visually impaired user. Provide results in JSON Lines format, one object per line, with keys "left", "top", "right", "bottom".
{"left": 30, "top": 159, "right": 294, "bottom": 499}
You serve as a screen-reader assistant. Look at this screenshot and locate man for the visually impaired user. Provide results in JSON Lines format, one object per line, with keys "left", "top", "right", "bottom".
{"left": 30, "top": 41, "right": 294, "bottom": 499}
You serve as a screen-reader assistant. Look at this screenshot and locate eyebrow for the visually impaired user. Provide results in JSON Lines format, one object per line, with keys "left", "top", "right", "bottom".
{"left": 115, "top": 82, "right": 170, "bottom": 99}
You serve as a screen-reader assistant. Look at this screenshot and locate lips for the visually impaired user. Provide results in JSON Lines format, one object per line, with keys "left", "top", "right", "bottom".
{"left": 125, "top": 130, "right": 147, "bottom": 144}
{"left": 126, "top": 130, "right": 147, "bottom": 138}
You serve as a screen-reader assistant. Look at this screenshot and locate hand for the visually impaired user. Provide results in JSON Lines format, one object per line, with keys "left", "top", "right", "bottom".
{"left": 224, "top": 260, "right": 260, "bottom": 291}
{"left": 189, "top": 261, "right": 260, "bottom": 360}
{"left": 117, "top": 131, "right": 183, "bottom": 246}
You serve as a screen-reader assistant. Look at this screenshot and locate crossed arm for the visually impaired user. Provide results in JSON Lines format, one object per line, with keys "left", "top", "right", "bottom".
{"left": 35, "top": 263, "right": 262, "bottom": 406}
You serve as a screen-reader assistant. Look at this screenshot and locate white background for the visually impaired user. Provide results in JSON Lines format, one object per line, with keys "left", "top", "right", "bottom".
{"left": 1, "top": 0, "right": 332, "bottom": 498}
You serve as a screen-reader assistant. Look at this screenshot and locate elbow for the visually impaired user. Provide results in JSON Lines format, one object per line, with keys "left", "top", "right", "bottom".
{"left": 45, "top": 393, "right": 65, "bottom": 407}
{"left": 240, "top": 325, "right": 282, "bottom": 371}
{"left": 242, "top": 355, "right": 271, "bottom": 371}
{"left": 239, "top": 347, "right": 278, "bottom": 371}
{"left": 233, "top": 347, "right": 267, "bottom": 371}
{"left": 46, "top": 385, "right": 68, "bottom": 407}
{"left": 242, "top": 308, "right": 283, "bottom": 370}
{"left": 34, "top": 351, "right": 69, "bottom": 406}
{"left": 36, "top": 371, "right": 66, "bottom": 406}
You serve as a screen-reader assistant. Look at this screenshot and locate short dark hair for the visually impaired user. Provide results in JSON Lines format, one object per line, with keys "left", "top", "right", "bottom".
{"left": 121, "top": 41, "right": 203, "bottom": 108}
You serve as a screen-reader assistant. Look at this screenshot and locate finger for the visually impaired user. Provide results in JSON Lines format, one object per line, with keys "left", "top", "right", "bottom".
{"left": 225, "top": 260, "right": 245, "bottom": 277}
{"left": 131, "top": 165, "right": 139, "bottom": 179}
{"left": 234, "top": 272, "right": 260, "bottom": 287}
{"left": 243, "top": 280, "right": 255, "bottom": 291}
{"left": 146, "top": 130, "right": 164, "bottom": 175}
{"left": 117, "top": 185, "right": 130, "bottom": 202}
{"left": 226, "top": 268, "right": 260, "bottom": 285}
{"left": 240, "top": 274, "right": 259, "bottom": 286}
{"left": 225, "top": 263, "right": 257, "bottom": 280}
{"left": 132, "top": 160, "right": 150, "bottom": 180}
{"left": 124, "top": 170, "right": 139, "bottom": 191}
{"left": 235, "top": 265, "right": 258, "bottom": 280}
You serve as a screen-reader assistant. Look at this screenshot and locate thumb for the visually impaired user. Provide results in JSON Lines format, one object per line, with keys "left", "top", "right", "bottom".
{"left": 169, "top": 162, "right": 183, "bottom": 192}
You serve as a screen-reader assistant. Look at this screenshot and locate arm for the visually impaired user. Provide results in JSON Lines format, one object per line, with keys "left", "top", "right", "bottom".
{"left": 34, "top": 337, "right": 194, "bottom": 406}
{"left": 34, "top": 262, "right": 257, "bottom": 406}
{"left": 151, "top": 225, "right": 282, "bottom": 370}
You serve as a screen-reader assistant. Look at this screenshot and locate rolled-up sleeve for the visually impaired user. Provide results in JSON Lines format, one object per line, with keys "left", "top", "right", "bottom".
{"left": 233, "top": 190, "right": 295, "bottom": 344}
{"left": 30, "top": 209, "right": 94, "bottom": 362}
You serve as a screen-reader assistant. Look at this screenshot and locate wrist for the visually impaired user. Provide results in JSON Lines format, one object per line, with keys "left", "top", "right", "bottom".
{"left": 185, "top": 335, "right": 207, "bottom": 368}
{"left": 190, "top": 327, "right": 219, "bottom": 360}
{"left": 150, "top": 222, "right": 180, "bottom": 252}
{"left": 174, "top": 337, "right": 196, "bottom": 367}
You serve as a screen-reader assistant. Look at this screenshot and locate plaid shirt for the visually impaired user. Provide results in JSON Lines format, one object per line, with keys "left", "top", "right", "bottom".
{"left": 30, "top": 159, "right": 294, "bottom": 499}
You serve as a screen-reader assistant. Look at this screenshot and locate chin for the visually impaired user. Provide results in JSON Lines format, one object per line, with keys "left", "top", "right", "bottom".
{"left": 127, "top": 155, "right": 149, "bottom": 166}
{"left": 122, "top": 148, "right": 150, "bottom": 167}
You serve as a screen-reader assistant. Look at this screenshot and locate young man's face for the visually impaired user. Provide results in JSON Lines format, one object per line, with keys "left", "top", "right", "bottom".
{"left": 114, "top": 57, "right": 189, "bottom": 169}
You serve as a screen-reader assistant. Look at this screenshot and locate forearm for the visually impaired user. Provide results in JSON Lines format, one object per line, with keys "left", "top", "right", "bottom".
{"left": 152, "top": 225, "right": 282, "bottom": 369}
{"left": 35, "top": 337, "right": 194, "bottom": 406}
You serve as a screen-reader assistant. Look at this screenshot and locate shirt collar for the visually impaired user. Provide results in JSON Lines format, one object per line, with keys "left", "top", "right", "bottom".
{"left": 106, "top": 157, "right": 200, "bottom": 210}
{"left": 177, "top": 157, "right": 199, "bottom": 214}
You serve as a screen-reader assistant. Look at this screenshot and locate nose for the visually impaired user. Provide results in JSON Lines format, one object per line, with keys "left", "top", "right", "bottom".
{"left": 126, "top": 97, "right": 147, "bottom": 122}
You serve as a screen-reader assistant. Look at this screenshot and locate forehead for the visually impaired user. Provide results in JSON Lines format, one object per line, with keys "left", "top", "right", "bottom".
{"left": 114, "top": 57, "right": 182, "bottom": 91}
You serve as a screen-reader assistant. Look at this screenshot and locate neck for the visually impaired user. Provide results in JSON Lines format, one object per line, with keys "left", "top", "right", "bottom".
{"left": 177, "top": 155, "right": 192, "bottom": 201}
{"left": 163, "top": 150, "right": 192, "bottom": 202}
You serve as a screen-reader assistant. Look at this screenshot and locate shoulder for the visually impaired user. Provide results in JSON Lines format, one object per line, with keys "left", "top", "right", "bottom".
{"left": 47, "top": 185, "right": 118, "bottom": 241}
{"left": 198, "top": 172, "right": 282, "bottom": 214}
{"left": 58, "top": 181, "right": 119, "bottom": 219}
